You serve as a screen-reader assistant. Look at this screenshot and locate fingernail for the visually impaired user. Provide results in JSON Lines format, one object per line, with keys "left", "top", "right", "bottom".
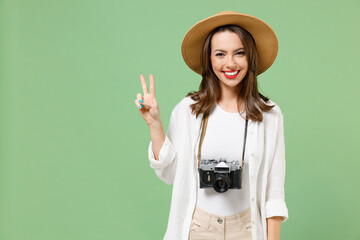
{"left": 141, "top": 104, "right": 144, "bottom": 107}
{"left": 139, "top": 99, "right": 144, "bottom": 103}
{"left": 138, "top": 106, "right": 141, "bottom": 109}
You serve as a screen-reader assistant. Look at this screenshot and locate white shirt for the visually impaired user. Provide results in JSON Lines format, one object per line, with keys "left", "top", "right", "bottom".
{"left": 148, "top": 96, "right": 289, "bottom": 240}
{"left": 196, "top": 102, "right": 250, "bottom": 216}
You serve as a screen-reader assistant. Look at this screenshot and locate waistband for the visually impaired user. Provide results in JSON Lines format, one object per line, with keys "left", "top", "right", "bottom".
{"left": 192, "top": 205, "right": 251, "bottom": 226}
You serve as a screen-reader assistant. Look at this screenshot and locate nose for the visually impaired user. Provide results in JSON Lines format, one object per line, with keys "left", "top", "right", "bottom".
{"left": 225, "top": 55, "right": 236, "bottom": 68}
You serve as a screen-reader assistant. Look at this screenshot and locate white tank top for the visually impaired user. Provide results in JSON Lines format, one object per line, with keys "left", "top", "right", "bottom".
{"left": 195, "top": 102, "right": 251, "bottom": 216}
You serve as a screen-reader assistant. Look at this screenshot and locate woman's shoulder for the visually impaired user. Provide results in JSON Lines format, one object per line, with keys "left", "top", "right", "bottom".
{"left": 173, "top": 96, "right": 195, "bottom": 110}
{"left": 170, "top": 96, "right": 195, "bottom": 116}
{"left": 262, "top": 99, "right": 284, "bottom": 120}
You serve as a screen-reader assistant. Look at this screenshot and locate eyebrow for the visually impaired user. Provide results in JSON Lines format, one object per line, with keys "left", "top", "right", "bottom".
{"left": 213, "top": 47, "right": 244, "bottom": 52}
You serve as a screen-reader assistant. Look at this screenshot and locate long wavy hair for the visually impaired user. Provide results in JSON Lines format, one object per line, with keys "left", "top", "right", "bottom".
{"left": 186, "top": 24, "right": 274, "bottom": 122}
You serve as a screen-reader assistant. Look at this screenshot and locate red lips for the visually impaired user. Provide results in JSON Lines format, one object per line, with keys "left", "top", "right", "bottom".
{"left": 223, "top": 70, "right": 240, "bottom": 79}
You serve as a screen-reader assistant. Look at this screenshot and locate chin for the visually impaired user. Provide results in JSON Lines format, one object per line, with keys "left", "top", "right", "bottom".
{"left": 223, "top": 82, "right": 241, "bottom": 88}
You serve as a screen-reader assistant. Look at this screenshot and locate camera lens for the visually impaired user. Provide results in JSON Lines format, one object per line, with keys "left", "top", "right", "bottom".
{"left": 213, "top": 173, "right": 231, "bottom": 193}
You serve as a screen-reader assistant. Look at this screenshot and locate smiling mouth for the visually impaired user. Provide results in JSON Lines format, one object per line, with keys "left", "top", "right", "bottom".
{"left": 223, "top": 70, "right": 240, "bottom": 79}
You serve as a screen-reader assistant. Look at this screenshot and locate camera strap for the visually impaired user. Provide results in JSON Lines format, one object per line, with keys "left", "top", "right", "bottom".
{"left": 197, "top": 112, "right": 249, "bottom": 168}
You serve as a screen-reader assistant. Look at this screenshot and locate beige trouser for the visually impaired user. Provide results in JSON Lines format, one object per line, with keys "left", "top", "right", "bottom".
{"left": 188, "top": 206, "right": 252, "bottom": 240}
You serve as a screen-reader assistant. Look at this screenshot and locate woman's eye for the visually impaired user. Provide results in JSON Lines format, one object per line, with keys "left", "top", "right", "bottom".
{"left": 215, "top": 51, "right": 244, "bottom": 56}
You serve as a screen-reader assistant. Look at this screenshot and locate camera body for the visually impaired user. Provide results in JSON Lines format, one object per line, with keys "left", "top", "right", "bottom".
{"left": 198, "top": 159, "right": 242, "bottom": 193}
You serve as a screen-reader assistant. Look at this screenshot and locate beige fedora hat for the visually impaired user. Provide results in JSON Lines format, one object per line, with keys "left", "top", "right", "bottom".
{"left": 181, "top": 11, "right": 279, "bottom": 76}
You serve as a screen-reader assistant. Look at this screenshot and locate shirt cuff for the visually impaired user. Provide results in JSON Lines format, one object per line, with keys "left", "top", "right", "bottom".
{"left": 148, "top": 135, "right": 177, "bottom": 169}
{"left": 265, "top": 199, "right": 289, "bottom": 223}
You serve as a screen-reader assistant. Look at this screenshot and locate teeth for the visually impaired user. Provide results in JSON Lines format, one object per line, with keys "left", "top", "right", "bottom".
{"left": 224, "top": 71, "right": 239, "bottom": 76}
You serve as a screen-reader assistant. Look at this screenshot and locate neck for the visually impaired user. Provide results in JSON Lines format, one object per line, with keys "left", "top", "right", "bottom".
{"left": 217, "top": 86, "right": 245, "bottom": 112}
{"left": 218, "top": 84, "right": 240, "bottom": 104}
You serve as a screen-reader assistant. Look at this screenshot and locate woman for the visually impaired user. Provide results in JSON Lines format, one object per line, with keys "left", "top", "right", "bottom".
{"left": 135, "top": 11, "right": 289, "bottom": 240}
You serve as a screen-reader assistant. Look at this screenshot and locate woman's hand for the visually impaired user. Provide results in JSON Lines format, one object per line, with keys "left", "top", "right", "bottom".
{"left": 135, "top": 74, "right": 162, "bottom": 127}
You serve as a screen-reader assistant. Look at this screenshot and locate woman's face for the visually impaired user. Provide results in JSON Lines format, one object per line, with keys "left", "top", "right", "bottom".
{"left": 210, "top": 31, "right": 248, "bottom": 92}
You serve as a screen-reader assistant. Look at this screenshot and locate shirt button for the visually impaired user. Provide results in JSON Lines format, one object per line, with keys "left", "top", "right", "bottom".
{"left": 251, "top": 197, "right": 254, "bottom": 202}
{"left": 252, "top": 220, "right": 255, "bottom": 224}
{"left": 217, "top": 218, "right": 223, "bottom": 224}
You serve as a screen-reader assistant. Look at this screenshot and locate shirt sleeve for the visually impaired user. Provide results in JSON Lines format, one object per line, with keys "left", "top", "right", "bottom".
{"left": 265, "top": 109, "right": 289, "bottom": 222}
{"left": 148, "top": 107, "right": 178, "bottom": 185}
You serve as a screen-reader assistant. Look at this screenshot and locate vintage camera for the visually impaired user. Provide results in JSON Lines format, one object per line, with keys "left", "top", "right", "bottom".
{"left": 198, "top": 158, "right": 242, "bottom": 193}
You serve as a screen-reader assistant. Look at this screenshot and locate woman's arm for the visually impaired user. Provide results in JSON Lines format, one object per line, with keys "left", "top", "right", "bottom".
{"left": 149, "top": 120, "right": 166, "bottom": 160}
{"left": 148, "top": 105, "right": 179, "bottom": 185}
{"left": 265, "top": 108, "right": 289, "bottom": 236}
{"left": 266, "top": 216, "right": 283, "bottom": 240}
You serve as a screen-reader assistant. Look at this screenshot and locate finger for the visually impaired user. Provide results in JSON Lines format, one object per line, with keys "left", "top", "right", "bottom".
{"left": 136, "top": 93, "right": 146, "bottom": 107}
{"left": 136, "top": 93, "right": 143, "bottom": 102}
{"left": 140, "top": 74, "right": 149, "bottom": 95}
{"left": 135, "top": 99, "right": 143, "bottom": 110}
{"left": 149, "top": 73, "right": 155, "bottom": 96}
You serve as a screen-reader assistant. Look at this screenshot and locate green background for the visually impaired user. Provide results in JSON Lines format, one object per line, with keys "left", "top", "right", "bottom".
{"left": 1, "top": 0, "right": 359, "bottom": 239}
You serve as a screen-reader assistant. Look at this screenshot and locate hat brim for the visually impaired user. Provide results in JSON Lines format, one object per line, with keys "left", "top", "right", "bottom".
{"left": 181, "top": 11, "right": 278, "bottom": 76}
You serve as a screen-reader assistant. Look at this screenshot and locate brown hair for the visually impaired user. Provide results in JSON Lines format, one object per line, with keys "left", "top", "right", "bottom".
{"left": 186, "top": 24, "right": 274, "bottom": 122}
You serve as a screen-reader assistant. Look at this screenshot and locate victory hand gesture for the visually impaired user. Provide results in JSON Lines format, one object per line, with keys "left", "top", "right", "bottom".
{"left": 135, "top": 74, "right": 162, "bottom": 127}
